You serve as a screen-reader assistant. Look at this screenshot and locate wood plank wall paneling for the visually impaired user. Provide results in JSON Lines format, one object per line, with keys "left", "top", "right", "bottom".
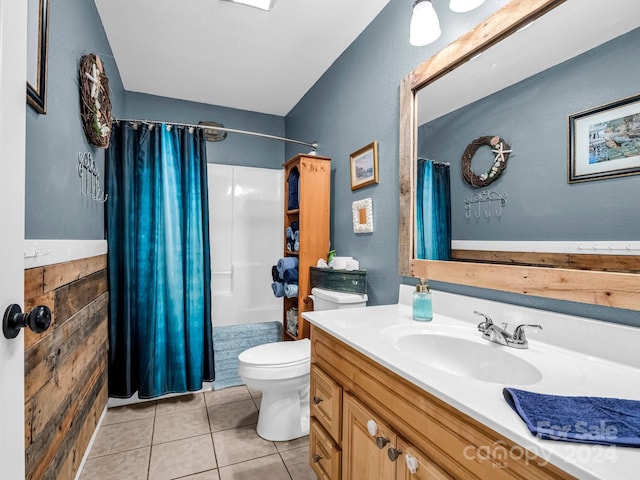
{"left": 24, "top": 254, "right": 109, "bottom": 480}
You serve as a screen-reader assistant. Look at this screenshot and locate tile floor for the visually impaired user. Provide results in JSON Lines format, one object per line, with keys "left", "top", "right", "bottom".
{"left": 80, "top": 386, "right": 317, "bottom": 480}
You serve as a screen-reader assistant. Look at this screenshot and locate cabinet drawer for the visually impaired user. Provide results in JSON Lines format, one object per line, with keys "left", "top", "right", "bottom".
{"left": 311, "top": 363, "right": 342, "bottom": 442}
{"left": 310, "top": 418, "right": 341, "bottom": 480}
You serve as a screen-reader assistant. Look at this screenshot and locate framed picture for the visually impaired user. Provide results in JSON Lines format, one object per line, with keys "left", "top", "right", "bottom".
{"left": 350, "top": 141, "right": 379, "bottom": 190}
{"left": 27, "top": 0, "right": 50, "bottom": 114}
{"left": 568, "top": 94, "right": 640, "bottom": 183}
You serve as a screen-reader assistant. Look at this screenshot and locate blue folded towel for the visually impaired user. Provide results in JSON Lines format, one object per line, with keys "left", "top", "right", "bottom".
{"left": 281, "top": 267, "right": 298, "bottom": 282}
{"left": 288, "top": 168, "right": 299, "bottom": 210}
{"left": 271, "top": 281, "right": 284, "bottom": 298}
{"left": 284, "top": 282, "right": 298, "bottom": 298}
{"left": 503, "top": 388, "right": 640, "bottom": 447}
{"left": 276, "top": 257, "right": 298, "bottom": 276}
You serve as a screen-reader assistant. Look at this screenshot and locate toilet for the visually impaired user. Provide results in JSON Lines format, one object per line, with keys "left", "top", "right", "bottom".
{"left": 238, "top": 287, "right": 367, "bottom": 441}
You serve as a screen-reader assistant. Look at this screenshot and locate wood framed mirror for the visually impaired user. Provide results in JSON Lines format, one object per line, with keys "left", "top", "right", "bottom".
{"left": 398, "top": 0, "right": 640, "bottom": 310}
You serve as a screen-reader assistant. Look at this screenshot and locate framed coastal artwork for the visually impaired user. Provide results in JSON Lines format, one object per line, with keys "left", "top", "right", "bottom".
{"left": 350, "top": 141, "right": 379, "bottom": 190}
{"left": 569, "top": 94, "right": 640, "bottom": 183}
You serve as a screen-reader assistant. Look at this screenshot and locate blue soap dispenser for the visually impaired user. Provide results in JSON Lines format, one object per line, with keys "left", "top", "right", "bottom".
{"left": 413, "top": 278, "right": 433, "bottom": 322}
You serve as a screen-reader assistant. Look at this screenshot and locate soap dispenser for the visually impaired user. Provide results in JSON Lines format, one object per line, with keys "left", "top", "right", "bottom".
{"left": 413, "top": 278, "right": 433, "bottom": 322}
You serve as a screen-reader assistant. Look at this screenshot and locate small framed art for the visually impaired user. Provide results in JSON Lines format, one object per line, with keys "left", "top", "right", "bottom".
{"left": 350, "top": 141, "right": 379, "bottom": 190}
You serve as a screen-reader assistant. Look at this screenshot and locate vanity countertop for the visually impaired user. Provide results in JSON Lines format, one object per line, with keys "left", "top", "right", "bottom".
{"left": 302, "top": 293, "right": 640, "bottom": 480}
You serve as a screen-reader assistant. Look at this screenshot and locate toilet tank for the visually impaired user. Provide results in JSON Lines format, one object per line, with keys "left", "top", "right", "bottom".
{"left": 310, "top": 287, "right": 368, "bottom": 311}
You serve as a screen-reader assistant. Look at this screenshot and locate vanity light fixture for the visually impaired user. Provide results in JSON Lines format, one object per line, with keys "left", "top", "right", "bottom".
{"left": 224, "top": 0, "right": 277, "bottom": 11}
{"left": 449, "top": 0, "right": 485, "bottom": 13}
{"left": 410, "top": 0, "right": 441, "bottom": 46}
{"left": 410, "top": 0, "right": 486, "bottom": 46}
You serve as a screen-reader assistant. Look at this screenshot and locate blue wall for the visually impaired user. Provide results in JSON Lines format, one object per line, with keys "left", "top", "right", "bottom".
{"left": 284, "top": 0, "right": 510, "bottom": 306}
{"left": 419, "top": 28, "right": 640, "bottom": 242}
{"left": 25, "top": 0, "right": 289, "bottom": 240}
{"left": 25, "top": 0, "right": 125, "bottom": 240}
{"left": 284, "top": 0, "right": 639, "bottom": 327}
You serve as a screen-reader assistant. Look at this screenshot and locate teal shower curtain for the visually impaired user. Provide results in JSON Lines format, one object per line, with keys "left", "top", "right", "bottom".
{"left": 106, "top": 122, "right": 214, "bottom": 398}
{"left": 416, "top": 158, "right": 451, "bottom": 260}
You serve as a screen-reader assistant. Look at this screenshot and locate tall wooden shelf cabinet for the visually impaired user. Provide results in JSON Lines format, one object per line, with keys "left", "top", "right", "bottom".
{"left": 282, "top": 154, "right": 331, "bottom": 340}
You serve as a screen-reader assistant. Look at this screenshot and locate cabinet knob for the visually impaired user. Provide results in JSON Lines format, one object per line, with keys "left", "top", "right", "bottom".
{"left": 312, "top": 454, "right": 322, "bottom": 463}
{"left": 387, "top": 448, "right": 402, "bottom": 462}
{"left": 312, "top": 396, "right": 323, "bottom": 405}
{"left": 375, "top": 436, "right": 390, "bottom": 449}
{"left": 405, "top": 454, "right": 419, "bottom": 474}
{"left": 366, "top": 419, "right": 378, "bottom": 436}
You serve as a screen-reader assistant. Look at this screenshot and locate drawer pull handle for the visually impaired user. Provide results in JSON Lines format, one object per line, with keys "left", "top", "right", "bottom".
{"left": 375, "top": 436, "right": 390, "bottom": 449}
{"left": 387, "top": 448, "right": 402, "bottom": 462}
{"left": 313, "top": 396, "right": 323, "bottom": 405}
{"left": 312, "top": 454, "right": 322, "bottom": 463}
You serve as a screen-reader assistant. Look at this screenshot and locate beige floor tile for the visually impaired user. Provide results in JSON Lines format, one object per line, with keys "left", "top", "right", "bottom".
{"left": 89, "top": 417, "right": 154, "bottom": 457}
{"left": 213, "top": 425, "right": 278, "bottom": 467}
{"left": 102, "top": 401, "right": 157, "bottom": 426}
{"left": 205, "top": 385, "right": 251, "bottom": 406}
{"left": 156, "top": 392, "right": 205, "bottom": 416}
{"left": 252, "top": 395, "right": 262, "bottom": 411}
{"left": 208, "top": 399, "right": 258, "bottom": 432}
{"left": 180, "top": 469, "right": 220, "bottom": 480}
{"left": 218, "top": 454, "right": 291, "bottom": 480}
{"left": 248, "top": 386, "right": 262, "bottom": 398}
{"left": 275, "top": 435, "right": 309, "bottom": 453}
{"left": 153, "top": 407, "right": 211, "bottom": 444}
{"left": 80, "top": 446, "right": 150, "bottom": 480}
{"left": 281, "top": 446, "right": 316, "bottom": 480}
{"left": 148, "top": 434, "right": 216, "bottom": 480}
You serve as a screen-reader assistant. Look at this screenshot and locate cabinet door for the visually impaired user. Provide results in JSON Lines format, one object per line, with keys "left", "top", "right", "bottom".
{"left": 342, "top": 393, "right": 397, "bottom": 480}
{"left": 395, "top": 437, "right": 455, "bottom": 480}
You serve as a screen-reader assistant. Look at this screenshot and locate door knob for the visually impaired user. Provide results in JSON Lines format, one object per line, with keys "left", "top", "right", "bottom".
{"left": 312, "top": 396, "right": 323, "bottom": 404}
{"left": 3, "top": 304, "right": 52, "bottom": 339}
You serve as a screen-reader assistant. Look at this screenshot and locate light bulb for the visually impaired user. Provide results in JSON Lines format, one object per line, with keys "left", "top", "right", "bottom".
{"left": 410, "top": 0, "right": 441, "bottom": 47}
{"left": 449, "top": 0, "right": 485, "bottom": 13}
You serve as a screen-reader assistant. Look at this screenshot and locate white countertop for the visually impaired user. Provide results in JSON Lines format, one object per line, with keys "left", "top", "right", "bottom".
{"left": 302, "top": 289, "right": 640, "bottom": 480}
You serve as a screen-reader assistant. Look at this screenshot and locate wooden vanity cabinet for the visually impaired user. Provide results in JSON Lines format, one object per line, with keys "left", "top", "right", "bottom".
{"left": 309, "top": 325, "right": 576, "bottom": 480}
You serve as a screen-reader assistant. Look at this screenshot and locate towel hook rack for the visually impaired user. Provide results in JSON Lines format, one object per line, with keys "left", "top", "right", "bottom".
{"left": 78, "top": 152, "right": 108, "bottom": 203}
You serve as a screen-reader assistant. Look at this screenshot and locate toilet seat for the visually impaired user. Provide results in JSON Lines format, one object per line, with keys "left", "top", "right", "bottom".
{"left": 238, "top": 339, "right": 310, "bottom": 380}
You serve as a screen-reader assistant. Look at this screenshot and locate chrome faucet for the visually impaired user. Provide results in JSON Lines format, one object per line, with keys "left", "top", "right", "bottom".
{"left": 474, "top": 311, "right": 542, "bottom": 349}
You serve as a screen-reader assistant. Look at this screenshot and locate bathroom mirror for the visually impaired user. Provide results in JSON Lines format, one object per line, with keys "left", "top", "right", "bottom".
{"left": 399, "top": 0, "right": 640, "bottom": 310}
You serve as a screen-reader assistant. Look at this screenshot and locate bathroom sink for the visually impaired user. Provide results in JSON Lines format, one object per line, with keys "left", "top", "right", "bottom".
{"left": 396, "top": 333, "right": 542, "bottom": 385}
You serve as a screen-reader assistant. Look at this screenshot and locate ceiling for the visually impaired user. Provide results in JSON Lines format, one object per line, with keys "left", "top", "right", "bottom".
{"left": 94, "top": 0, "right": 391, "bottom": 117}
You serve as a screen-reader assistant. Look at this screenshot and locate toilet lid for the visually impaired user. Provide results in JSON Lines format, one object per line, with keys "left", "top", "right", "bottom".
{"left": 238, "top": 338, "right": 310, "bottom": 368}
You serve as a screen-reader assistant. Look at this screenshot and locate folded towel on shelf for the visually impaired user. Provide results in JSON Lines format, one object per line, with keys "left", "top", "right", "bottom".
{"left": 271, "top": 265, "right": 279, "bottom": 282}
{"left": 271, "top": 281, "right": 285, "bottom": 298}
{"left": 290, "top": 221, "right": 299, "bottom": 232}
{"left": 503, "top": 388, "right": 640, "bottom": 447}
{"left": 276, "top": 257, "right": 299, "bottom": 277}
{"left": 293, "top": 240, "right": 299, "bottom": 252}
{"left": 284, "top": 283, "right": 298, "bottom": 298}
{"left": 288, "top": 168, "right": 300, "bottom": 210}
{"left": 281, "top": 267, "right": 298, "bottom": 283}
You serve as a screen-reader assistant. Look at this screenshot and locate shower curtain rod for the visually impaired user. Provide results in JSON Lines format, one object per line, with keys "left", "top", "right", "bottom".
{"left": 112, "top": 117, "right": 318, "bottom": 151}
